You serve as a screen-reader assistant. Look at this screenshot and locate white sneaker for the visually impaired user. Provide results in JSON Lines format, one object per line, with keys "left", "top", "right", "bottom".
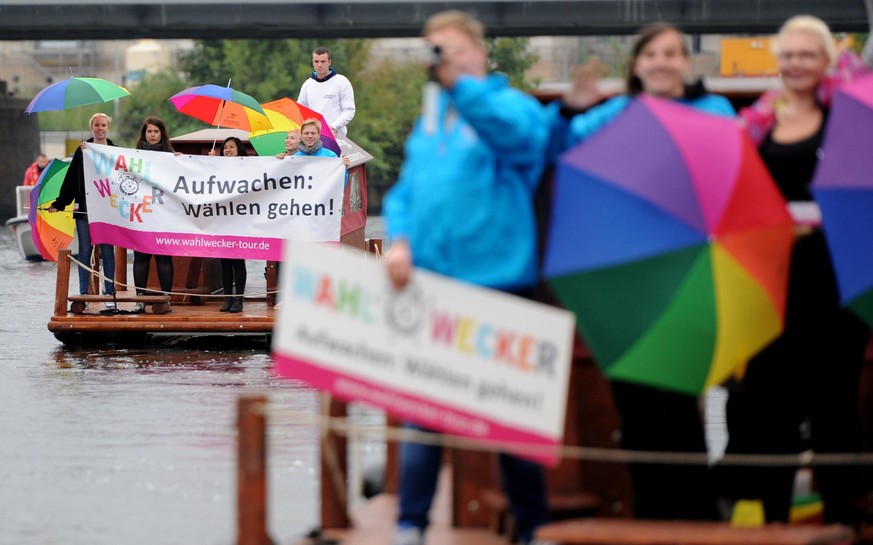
{"left": 104, "top": 301, "right": 116, "bottom": 310}
{"left": 391, "top": 527, "right": 423, "bottom": 545}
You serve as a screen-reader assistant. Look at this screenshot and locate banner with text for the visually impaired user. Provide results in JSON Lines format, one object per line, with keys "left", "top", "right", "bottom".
{"left": 82, "top": 143, "right": 345, "bottom": 260}
{"left": 272, "top": 240, "right": 576, "bottom": 465}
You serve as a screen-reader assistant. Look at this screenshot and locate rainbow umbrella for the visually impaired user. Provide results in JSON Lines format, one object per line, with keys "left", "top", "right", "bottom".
{"left": 28, "top": 159, "right": 75, "bottom": 262}
{"left": 169, "top": 83, "right": 268, "bottom": 132}
{"left": 812, "top": 73, "right": 873, "bottom": 327}
{"left": 248, "top": 109, "right": 299, "bottom": 156}
{"left": 24, "top": 77, "right": 130, "bottom": 113}
{"left": 544, "top": 96, "right": 794, "bottom": 396}
{"left": 261, "top": 97, "right": 341, "bottom": 155}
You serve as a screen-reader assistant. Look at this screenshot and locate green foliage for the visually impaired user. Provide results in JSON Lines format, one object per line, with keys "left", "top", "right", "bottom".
{"left": 178, "top": 39, "right": 372, "bottom": 104}
{"left": 849, "top": 33, "right": 869, "bottom": 55}
{"left": 486, "top": 37, "right": 538, "bottom": 90}
{"left": 36, "top": 104, "right": 112, "bottom": 135}
{"left": 352, "top": 60, "right": 427, "bottom": 195}
{"left": 117, "top": 69, "right": 203, "bottom": 146}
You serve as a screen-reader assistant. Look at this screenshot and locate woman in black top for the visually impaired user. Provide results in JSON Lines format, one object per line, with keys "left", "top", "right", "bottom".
{"left": 216, "top": 137, "right": 248, "bottom": 313}
{"left": 132, "top": 117, "right": 176, "bottom": 313}
{"left": 721, "top": 16, "right": 870, "bottom": 524}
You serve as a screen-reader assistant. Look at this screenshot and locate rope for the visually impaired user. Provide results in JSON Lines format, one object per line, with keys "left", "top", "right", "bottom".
{"left": 63, "top": 238, "right": 385, "bottom": 300}
{"left": 65, "top": 254, "right": 282, "bottom": 300}
{"left": 263, "top": 404, "right": 873, "bottom": 468}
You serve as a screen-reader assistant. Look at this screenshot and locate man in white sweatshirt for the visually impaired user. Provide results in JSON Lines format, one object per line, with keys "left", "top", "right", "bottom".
{"left": 297, "top": 47, "right": 356, "bottom": 137}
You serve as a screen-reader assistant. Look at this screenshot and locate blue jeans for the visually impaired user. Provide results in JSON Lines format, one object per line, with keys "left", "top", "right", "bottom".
{"left": 397, "top": 423, "right": 549, "bottom": 544}
{"left": 75, "top": 217, "right": 115, "bottom": 296}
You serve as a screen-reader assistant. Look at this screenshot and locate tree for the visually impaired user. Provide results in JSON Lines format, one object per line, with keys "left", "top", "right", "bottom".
{"left": 179, "top": 39, "right": 372, "bottom": 103}
{"left": 352, "top": 59, "right": 427, "bottom": 208}
{"left": 117, "top": 68, "right": 203, "bottom": 145}
{"left": 487, "top": 37, "right": 539, "bottom": 90}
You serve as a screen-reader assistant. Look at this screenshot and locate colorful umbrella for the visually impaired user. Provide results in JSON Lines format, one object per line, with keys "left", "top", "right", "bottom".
{"left": 28, "top": 159, "right": 75, "bottom": 261}
{"left": 169, "top": 83, "right": 268, "bottom": 132}
{"left": 543, "top": 96, "right": 794, "bottom": 396}
{"left": 812, "top": 73, "right": 873, "bottom": 328}
{"left": 24, "top": 77, "right": 130, "bottom": 113}
{"left": 249, "top": 109, "right": 300, "bottom": 156}
{"left": 261, "top": 98, "right": 341, "bottom": 155}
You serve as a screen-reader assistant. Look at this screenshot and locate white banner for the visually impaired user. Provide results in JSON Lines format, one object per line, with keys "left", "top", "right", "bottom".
{"left": 272, "top": 240, "right": 576, "bottom": 464}
{"left": 82, "top": 143, "right": 345, "bottom": 260}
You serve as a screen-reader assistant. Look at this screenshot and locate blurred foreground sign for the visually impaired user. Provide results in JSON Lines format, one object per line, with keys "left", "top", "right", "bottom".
{"left": 272, "top": 240, "right": 575, "bottom": 464}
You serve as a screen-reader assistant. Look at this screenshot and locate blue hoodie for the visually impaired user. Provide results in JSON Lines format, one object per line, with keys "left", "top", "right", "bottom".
{"left": 384, "top": 74, "right": 548, "bottom": 290}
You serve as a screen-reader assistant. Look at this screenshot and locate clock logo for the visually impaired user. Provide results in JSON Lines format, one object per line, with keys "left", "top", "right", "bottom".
{"left": 117, "top": 173, "right": 141, "bottom": 196}
{"left": 385, "top": 287, "right": 427, "bottom": 337}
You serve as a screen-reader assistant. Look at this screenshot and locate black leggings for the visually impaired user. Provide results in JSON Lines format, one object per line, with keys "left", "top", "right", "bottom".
{"left": 133, "top": 251, "right": 174, "bottom": 295}
{"left": 221, "top": 258, "right": 247, "bottom": 295}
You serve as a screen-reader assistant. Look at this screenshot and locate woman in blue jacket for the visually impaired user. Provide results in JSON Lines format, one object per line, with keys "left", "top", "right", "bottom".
{"left": 294, "top": 118, "right": 338, "bottom": 157}
{"left": 550, "top": 23, "right": 735, "bottom": 521}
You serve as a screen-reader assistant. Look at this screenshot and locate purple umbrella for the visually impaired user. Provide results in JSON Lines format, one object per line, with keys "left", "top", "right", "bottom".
{"left": 812, "top": 73, "right": 873, "bottom": 327}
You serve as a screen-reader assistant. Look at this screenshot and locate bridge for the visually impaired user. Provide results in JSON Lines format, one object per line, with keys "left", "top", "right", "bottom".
{"left": 0, "top": 0, "right": 869, "bottom": 40}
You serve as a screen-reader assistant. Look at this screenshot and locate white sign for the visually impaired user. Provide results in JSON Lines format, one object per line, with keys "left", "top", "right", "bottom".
{"left": 272, "top": 240, "right": 576, "bottom": 464}
{"left": 82, "top": 143, "right": 345, "bottom": 260}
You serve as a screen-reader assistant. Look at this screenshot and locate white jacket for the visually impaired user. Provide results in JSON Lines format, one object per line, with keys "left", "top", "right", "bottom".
{"left": 297, "top": 71, "right": 356, "bottom": 136}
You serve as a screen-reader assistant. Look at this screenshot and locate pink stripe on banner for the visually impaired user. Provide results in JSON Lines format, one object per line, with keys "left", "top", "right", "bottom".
{"left": 90, "top": 222, "right": 284, "bottom": 261}
{"left": 273, "top": 351, "right": 559, "bottom": 465}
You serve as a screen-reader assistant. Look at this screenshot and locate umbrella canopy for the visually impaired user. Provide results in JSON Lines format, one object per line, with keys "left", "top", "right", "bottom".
{"left": 261, "top": 97, "right": 341, "bottom": 155}
{"left": 544, "top": 96, "right": 794, "bottom": 396}
{"left": 249, "top": 109, "right": 299, "bottom": 156}
{"left": 169, "top": 84, "right": 268, "bottom": 132}
{"left": 24, "top": 77, "right": 130, "bottom": 113}
{"left": 28, "top": 159, "right": 74, "bottom": 261}
{"left": 812, "top": 73, "right": 873, "bottom": 328}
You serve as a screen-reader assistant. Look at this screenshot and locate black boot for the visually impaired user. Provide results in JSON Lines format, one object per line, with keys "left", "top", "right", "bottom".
{"left": 229, "top": 296, "right": 243, "bottom": 313}
{"left": 220, "top": 297, "right": 233, "bottom": 312}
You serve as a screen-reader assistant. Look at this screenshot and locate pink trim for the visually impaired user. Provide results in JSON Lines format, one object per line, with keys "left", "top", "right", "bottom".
{"left": 90, "top": 222, "right": 285, "bottom": 260}
{"left": 273, "top": 351, "right": 559, "bottom": 465}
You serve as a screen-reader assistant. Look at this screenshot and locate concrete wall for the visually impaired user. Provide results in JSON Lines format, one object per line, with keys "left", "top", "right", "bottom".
{"left": 0, "top": 81, "right": 40, "bottom": 221}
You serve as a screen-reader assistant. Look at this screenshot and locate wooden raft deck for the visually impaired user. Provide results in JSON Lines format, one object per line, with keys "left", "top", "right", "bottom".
{"left": 48, "top": 248, "right": 275, "bottom": 344}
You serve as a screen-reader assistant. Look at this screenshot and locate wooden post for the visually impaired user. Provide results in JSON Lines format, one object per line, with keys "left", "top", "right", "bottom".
{"left": 320, "top": 394, "right": 351, "bottom": 529}
{"left": 237, "top": 395, "right": 273, "bottom": 545}
{"left": 114, "top": 246, "right": 127, "bottom": 288}
{"left": 88, "top": 245, "right": 100, "bottom": 295}
{"left": 265, "top": 261, "right": 278, "bottom": 307}
{"left": 54, "top": 249, "right": 72, "bottom": 316}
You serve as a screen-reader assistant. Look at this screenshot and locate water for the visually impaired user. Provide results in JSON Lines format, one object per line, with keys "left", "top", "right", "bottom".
{"left": 0, "top": 219, "right": 387, "bottom": 545}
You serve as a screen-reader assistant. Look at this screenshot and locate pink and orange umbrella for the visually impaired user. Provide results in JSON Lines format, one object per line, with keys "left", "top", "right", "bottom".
{"left": 255, "top": 98, "right": 341, "bottom": 156}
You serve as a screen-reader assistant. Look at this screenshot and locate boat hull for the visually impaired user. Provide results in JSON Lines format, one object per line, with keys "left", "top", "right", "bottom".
{"left": 5, "top": 216, "right": 42, "bottom": 261}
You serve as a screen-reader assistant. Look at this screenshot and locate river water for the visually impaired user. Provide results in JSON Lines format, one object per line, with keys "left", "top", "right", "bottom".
{"left": 0, "top": 221, "right": 387, "bottom": 545}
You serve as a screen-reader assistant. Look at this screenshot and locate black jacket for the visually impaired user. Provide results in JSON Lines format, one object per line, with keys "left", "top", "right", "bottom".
{"left": 53, "top": 137, "right": 116, "bottom": 213}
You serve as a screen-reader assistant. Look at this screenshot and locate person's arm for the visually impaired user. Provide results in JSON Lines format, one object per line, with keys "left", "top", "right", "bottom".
{"left": 50, "top": 148, "right": 83, "bottom": 211}
{"left": 331, "top": 77, "right": 356, "bottom": 132}
{"left": 449, "top": 75, "right": 548, "bottom": 168}
{"left": 565, "top": 96, "right": 631, "bottom": 149}
{"left": 382, "top": 152, "right": 415, "bottom": 288}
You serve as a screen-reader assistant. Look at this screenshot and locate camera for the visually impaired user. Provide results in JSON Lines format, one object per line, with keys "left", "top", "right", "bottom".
{"left": 427, "top": 45, "right": 443, "bottom": 81}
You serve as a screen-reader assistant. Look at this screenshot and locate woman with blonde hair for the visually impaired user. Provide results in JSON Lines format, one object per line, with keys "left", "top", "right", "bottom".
{"left": 49, "top": 113, "right": 117, "bottom": 310}
{"left": 721, "top": 15, "right": 871, "bottom": 524}
{"left": 293, "top": 118, "right": 339, "bottom": 157}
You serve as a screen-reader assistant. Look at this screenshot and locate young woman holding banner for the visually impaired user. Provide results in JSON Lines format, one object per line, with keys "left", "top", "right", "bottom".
{"left": 131, "top": 116, "right": 176, "bottom": 313}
